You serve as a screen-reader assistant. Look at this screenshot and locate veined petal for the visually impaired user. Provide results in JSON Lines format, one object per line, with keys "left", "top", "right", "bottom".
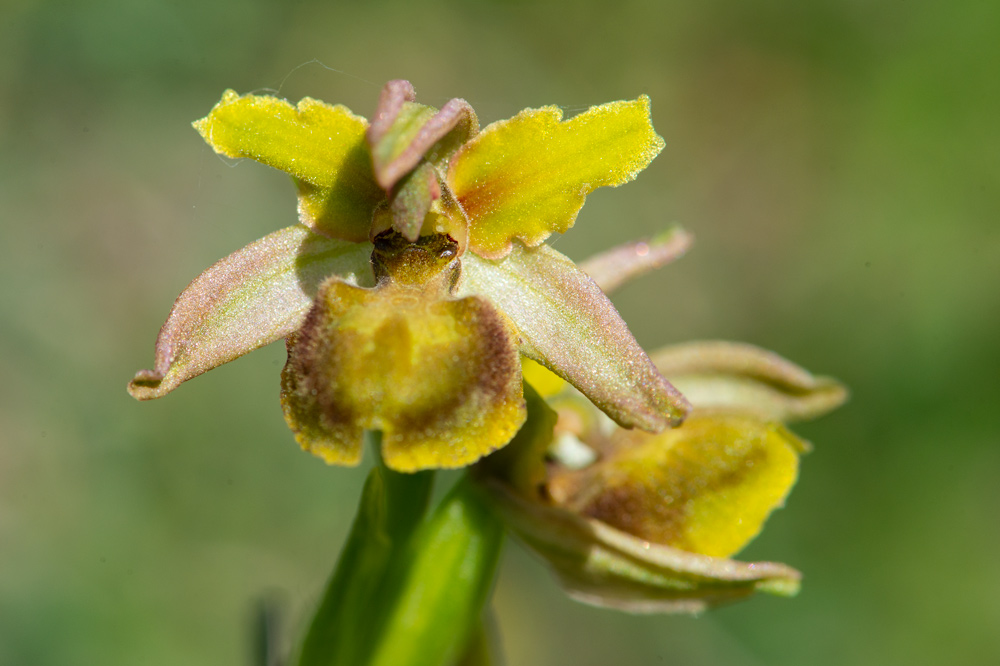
{"left": 128, "top": 225, "right": 373, "bottom": 400}
{"left": 281, "top": 278, "right": 526, "bottom": 472}
{"left": 448, "top": 96, "right": 664, "bottom": 259}
{"left": 483, "top": 479, "right": 801, "bottom": 614}
{"left": 194, "top": 90, "right": 384, "bottom": 241}
{"left": 579, "top": 227, "right": 693, "bottom": 294}
{"left": 650, "top": 341, "right": 848, "bottom": 422}
{"left": 458, "top": 242, "right": 690, "bottom": 431}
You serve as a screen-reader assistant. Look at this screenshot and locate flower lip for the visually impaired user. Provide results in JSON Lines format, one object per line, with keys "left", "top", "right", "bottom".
{"left": 546, "top": 413, "right": 805, "bottom": 559}
{"left": 280, "top": 267, "right": 527, "bottom": 472}
{"left": 482, "top": 475, "right": 803, "bottom": 614}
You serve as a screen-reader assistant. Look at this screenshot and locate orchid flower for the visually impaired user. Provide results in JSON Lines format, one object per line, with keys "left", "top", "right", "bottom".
{"left": 128, "top": 80, "right": 690, "bottom": 472}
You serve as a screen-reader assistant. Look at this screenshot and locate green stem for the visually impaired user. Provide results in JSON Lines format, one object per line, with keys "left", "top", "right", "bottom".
{"left": 296, "top": 433, "right": 506, "bottom": 666}
{"left": 296, "top": 432, "right": 434, "bottom": 666}
{"left": 366, "top": 476, "right": 505, "bottom": 666}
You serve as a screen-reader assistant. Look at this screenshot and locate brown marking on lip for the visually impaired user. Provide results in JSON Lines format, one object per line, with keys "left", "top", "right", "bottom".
{"left": 282, "top": 269, "right": 525, "bottom": 471}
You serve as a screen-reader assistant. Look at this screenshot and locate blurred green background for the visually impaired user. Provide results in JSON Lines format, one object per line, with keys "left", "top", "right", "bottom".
{"left": 2, "top": 0, "right": 998, "bottom": 664}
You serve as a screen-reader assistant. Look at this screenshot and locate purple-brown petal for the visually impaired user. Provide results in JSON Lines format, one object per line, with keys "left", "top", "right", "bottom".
{"left": 388, "top": 162, "right": 441, "bottom": 242}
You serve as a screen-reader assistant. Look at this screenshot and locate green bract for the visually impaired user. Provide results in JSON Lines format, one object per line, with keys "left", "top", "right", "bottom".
{"left": 128, "top": 80, "right": 690, "bottom": 471}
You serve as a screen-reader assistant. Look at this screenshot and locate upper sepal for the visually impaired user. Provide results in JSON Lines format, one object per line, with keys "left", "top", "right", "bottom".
{"left": 458, "top": 241, "right": 690, "bottom": 432}
{"left": 193, "top": 90, "right": 384, "bottom": 241}
{"left": 366, "top": 80, "right": 479, "bottom": 191}
{"left": 448, "top": 96, "right": 664, "bottom": 259}
{"left": 128, "top": 225, "right": 373, "bottom": 400}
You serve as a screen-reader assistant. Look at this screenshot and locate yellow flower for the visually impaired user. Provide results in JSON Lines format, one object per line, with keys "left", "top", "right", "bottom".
{"left": 128, "top": 81, "right": 690, "bottom": 472}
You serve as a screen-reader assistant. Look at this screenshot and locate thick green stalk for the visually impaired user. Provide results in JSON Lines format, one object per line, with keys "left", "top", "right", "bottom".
{"left": 365, "top": 477, "right": 505, "bottom": 666}
{"left": 297, "top": 432, "right": 434, "bottom": 666}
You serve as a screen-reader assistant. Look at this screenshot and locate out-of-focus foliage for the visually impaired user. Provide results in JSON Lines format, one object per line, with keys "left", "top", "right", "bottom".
{"left": 1, "top": 0, "right": 997, "bottom": 664}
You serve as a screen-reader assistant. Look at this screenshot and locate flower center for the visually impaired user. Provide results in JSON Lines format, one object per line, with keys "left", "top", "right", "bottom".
{"left": 371, "top": 231, "right": 461, "bottom": 288}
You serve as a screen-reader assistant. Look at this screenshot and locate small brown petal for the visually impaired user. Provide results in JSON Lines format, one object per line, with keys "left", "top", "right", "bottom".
{"left": 387, "top": 162, "right": 441, "bottom": 242}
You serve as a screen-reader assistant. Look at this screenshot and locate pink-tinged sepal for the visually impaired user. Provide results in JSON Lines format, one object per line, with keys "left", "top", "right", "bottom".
{"left": 128, "top": 225, "right": 373, "bottom": 400}
{"left": 651, "top": 341, "right": 848, "bottom": 422}
{"left": 458, "top": 242, "right": 690, "bottom": 431}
